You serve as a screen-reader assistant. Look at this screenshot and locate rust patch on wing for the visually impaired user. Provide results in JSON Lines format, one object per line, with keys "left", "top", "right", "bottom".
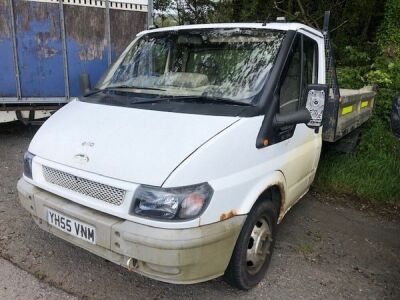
{"left": 220, "top": 209, "right": 237, "bottom": 221}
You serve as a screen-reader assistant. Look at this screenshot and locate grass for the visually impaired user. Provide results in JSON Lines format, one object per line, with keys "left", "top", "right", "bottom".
{"left": 34, "top": 270, "right": 47, "bottom": 280}
{"left": 296, "top": 243, "right": 314, "bottom": 256}
{"left": 315, "top": 118, "right": 400, "bottom": 205}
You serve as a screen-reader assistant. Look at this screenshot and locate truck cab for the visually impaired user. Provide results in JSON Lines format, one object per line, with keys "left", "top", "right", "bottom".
{"left": 17, "top": 22, "right": 373, "bottom": 290}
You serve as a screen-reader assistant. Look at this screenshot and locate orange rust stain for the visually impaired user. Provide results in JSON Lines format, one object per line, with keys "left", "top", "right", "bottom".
{"left": 220, "top": 209, "right": 237, "bottom": 221}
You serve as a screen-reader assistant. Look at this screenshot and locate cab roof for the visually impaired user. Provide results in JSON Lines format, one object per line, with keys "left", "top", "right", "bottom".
{"left": 137, "top": 22, "right": 323, "bottom": 38}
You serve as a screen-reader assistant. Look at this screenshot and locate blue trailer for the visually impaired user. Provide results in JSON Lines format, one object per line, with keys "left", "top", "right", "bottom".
{"left": 0, "top": 0, "right": 148, "bottom": 123}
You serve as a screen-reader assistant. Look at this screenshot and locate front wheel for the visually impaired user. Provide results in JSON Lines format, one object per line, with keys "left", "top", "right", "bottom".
{"left": 224, "top": 200, "right": 278, "bottom": 290}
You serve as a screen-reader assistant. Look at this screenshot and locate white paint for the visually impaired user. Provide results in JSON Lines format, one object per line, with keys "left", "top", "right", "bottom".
{"left": 26, "top": 24, "right": 325, "bottom": 229}
{"left": 0, "top": 111, "right": 19, "bottom": 123}
{"left": 138, "top": 22, "right": 324, "bottom": 38}
{"left": 164, "top": 117, "right": 321, "bottom": 225}
{"left": 29, "top": 100, "right": 239, "bottom": 187}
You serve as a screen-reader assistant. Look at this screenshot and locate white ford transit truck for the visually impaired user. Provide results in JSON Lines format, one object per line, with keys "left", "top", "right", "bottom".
{"left": 17, "top": 16, "right": 375, "bottom": 290}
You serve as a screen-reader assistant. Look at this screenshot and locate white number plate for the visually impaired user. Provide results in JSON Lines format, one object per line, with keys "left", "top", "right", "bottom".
{"left": 47, "top": 209, "right": 96, "bottom": 244}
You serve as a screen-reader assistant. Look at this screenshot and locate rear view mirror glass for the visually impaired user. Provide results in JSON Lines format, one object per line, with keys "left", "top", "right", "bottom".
{"left": 305, "top": 84, "right": 328, "bottom": 127}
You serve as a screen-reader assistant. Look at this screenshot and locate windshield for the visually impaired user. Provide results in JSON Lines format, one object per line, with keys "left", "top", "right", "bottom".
{"left": 97, "top": 28, "right": 285, "bottom": 104}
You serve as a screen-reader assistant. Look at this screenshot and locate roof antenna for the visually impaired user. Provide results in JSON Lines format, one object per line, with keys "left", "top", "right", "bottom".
{"left": 262, "top": 14, "right": 272, "bottom": 26}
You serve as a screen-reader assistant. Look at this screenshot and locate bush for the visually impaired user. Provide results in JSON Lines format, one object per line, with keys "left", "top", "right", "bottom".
{"left": 316, "top": 0, "right": 400, "bottom": 205}
{"left": 315, "top": 119, "right": 400, "bottom": 204}
{"left": 336, "top": 67, "right": 366, "bottom": 89}
{"left": 336, "top": 46, "right": 371, "bottom": 67}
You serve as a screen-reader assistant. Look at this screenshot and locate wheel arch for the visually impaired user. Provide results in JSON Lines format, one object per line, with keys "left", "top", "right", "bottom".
{"left": 238, "top": 171, "right": 288, "bottom": 224}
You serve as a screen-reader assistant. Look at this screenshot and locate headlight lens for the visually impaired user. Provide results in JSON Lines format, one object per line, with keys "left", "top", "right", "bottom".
{"left": 23, "top": 151, "right": 35, "bottom": 179}
{"left": 132, "top": 183, "right": 213, "bottom": 220}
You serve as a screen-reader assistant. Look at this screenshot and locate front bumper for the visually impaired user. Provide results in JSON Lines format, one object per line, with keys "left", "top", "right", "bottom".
{"left": 17, "top": 178, "right": 246, "bottom": 284}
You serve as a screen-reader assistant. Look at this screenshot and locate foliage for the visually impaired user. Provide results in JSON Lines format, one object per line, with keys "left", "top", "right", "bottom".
{"left": 315, "top": 118, "right": 400, "bottom": 204}
{"left": 373, "top": 88, "right": 396, "bottom": 124}
{"left": 154, "top": 0, "right": 386, "bottom": 59}
{"left": 376, "top": 0, "right": 400, "bottom": 55}
{"left": 336, "top": 46, "right": 371, "bottom": 67}
{"left": 317, "top": 0, "right": 400, "bottom": 204}
{"left": 336, "top": 67, "right": 365, "bottom": 89}
{"left": 373, "top": 1, "right": 400, "bottom": 87}
{"left": 365, "top": 0, "right": 400, "bottom": 124}
{"left": 335, "top": 46, "right": 371, "bottom": 89}
{"left": 154, "top": 0, "right": 217, "bottom": 25}
{"left": 366, "top": 70, "right": 392, "bottom": 88}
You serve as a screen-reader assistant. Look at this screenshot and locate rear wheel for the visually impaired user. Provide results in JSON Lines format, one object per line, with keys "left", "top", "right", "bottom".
{"left": 224, "top": 200, "right": 278, "bottom": 290}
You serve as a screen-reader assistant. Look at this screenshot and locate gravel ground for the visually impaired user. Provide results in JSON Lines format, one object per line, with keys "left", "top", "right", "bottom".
{"left": 0, "top": 258, "right": 76, "bottom": 300}
{"left": 0, "top": 122, "right": 399, "bottom": 299}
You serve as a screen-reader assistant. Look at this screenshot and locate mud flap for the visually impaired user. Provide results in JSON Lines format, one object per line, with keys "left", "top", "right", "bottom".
{"left": 333, "top": 128, "right": 362, "bottom": 153}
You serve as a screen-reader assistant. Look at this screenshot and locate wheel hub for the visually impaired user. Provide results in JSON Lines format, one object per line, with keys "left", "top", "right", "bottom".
{"left": 246, "top": 217, "right": 272, "bottom": 274}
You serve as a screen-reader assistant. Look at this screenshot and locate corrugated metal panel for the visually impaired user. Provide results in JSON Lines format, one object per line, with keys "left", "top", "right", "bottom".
{"left": 25, "top": 0, "right": 148, "bottom": 12}
{"left": 14, "top": 0, "right": 65, "bottom": 97}
{"left": 0, "top": 0, "right": 148, "bottom": 103}
{"left": 0, "top": 0, "right": 17, "bottom": 97}
{"left": 64, "top": 5, "right": 108, "bottom": 96}
{"left": 110, "top": 8, "right": 147, "bottom": 59}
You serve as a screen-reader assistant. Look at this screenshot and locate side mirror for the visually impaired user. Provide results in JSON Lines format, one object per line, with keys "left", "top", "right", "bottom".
{"left": 304, "top": 84, "right": 328, "bottom": 128}
{"left": 79, "top": 72, "right": 92, "bottom": 95}
{"left": 273, "top": 108, "right": 311, "bottom": 128}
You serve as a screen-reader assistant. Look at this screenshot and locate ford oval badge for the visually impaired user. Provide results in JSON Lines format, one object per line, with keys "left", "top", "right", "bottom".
{"left": 74, "top": 153, "right": 89, "bottom": 163}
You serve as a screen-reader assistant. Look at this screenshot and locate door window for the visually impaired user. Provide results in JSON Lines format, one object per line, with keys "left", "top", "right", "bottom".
{"left": 279, "top": 37, "right": 301, "bottom": 115}
{"left": 279, "top": 34, "right": 318, "bottom": 114}
{"left": 301, "top": 36, "right": 318, "bottom": 105}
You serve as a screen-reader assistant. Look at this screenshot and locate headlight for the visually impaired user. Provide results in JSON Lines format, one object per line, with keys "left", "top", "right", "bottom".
{"left": 23, "top": 151, "right": 35, "bottom": 179}
{"left": 132, "top": 183, "right": 213, "bottom": 220}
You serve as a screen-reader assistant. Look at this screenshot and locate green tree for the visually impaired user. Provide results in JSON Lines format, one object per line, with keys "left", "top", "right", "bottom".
{"left": 155, "top": 0, "right": 217, "bottom": 25}
{"left": 154, "top": 0, "right": 173, "bottom": 26}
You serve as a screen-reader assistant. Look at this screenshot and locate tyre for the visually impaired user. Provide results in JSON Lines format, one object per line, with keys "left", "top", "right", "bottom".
{"left": 224, "top": 200, "right": 278, "bottom": 290}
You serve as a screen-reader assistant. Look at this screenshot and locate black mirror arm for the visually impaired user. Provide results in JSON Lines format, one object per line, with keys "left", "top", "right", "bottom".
{"left": 273, "top": 108, "right": 311, "bottom": 128}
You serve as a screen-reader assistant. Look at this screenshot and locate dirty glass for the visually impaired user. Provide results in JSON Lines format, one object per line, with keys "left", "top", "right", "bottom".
{"left": 303, "top": 35, "right": 318, "bottom": 86}
{"left": 280, "top": 36, "right": 301, "bottom": 114}
{"left": 98, "top": 29, "right": 285, "bottom": 104}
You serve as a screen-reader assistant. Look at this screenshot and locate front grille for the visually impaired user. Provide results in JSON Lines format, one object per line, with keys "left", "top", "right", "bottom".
{"left": 42, "top": 166, "right": 126, "bottom": 206}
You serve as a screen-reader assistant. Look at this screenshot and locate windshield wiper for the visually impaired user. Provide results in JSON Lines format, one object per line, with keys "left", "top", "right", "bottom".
{"left": 83, "top": 85, "right": 166, "bottom": 97}
{"left": 83, "top": 88, "right": 103, "bottom": 97}
{"left": 106, "top": 85, "right": 166, "bottom": 91}
{"left": 130, "top": 95, "right": 254, "bottom": 106}
{"left": 199, "top": 96, "right": 254, "bottom": 106}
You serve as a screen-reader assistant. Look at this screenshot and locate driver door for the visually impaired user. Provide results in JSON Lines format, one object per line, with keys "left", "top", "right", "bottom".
{"left": 277, "top": 33, "right": 321, "bottom": 205}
